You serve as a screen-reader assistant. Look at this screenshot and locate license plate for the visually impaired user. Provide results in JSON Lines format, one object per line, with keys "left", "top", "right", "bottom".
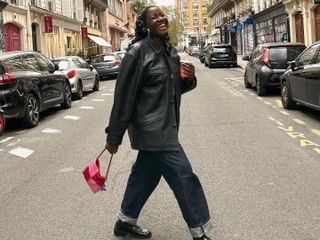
{"left": 220, "top": 54, "right": 229, "bottom": 57}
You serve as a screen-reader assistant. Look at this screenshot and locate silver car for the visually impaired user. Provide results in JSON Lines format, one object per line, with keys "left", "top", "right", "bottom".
{"left": 53, "top": 56, "right": 100, "bottom": 99}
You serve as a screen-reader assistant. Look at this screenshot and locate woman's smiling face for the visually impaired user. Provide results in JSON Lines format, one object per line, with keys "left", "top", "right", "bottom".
{"left": 145, "top": 7, "right": 169, "bottom": 37}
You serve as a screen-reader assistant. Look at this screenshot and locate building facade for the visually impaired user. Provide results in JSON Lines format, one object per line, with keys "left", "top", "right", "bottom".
{"left": 176, "top": 0, "right": 209, "bottom": 48}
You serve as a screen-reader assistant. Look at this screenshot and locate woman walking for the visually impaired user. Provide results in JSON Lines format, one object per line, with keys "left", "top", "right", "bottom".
{"left": 105, "top": 5, "right": 213, "bottom": 240}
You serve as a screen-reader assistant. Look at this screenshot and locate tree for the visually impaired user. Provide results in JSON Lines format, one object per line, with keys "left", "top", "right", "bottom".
{"left": 130, "top": 1, "right": 146, "bottom": 14}
{"left": 161, "top": 6, "right": 184, "bottom": 46}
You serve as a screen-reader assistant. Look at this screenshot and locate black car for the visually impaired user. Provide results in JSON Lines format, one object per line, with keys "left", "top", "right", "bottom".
{"left": 204, "top": 44, "right": 237, "bottom": 68}
{"left": 243, "top": 42, "right": 306, "bottom": 96}
{"left": 0, "top": 51, "right": 72, "bottom": 128}
{"left": 90, "top": 53, "right": 122, "bottom": 79}
{"left": 281, "top": 41, "right": 320, "bottom": 111}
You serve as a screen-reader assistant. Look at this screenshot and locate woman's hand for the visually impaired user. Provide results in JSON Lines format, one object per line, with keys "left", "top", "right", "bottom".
{"left": 105, "top": 143, "right": 119, "bottom": 154}
{"left": 181, "top": 62, "right": 195, "bottom": 81}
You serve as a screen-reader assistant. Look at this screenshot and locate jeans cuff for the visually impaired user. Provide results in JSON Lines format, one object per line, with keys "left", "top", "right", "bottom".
{"left": 189, "top": 219, "right": 213, "bottom": 238}
{"left": 117, "top": 209, "right": 138, "bottom": 225}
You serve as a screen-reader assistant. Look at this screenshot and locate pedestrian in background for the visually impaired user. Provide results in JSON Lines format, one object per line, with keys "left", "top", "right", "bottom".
{"left": 105, "top": 5, "right": 213, "bottom": 240}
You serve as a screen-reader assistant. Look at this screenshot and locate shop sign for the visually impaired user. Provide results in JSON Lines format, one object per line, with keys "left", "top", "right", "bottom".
{"left": 44, "top": 16, "right": 53, "bottom": 33}
{"left": 82, "top": 27, "right": 88, "bottom": 40}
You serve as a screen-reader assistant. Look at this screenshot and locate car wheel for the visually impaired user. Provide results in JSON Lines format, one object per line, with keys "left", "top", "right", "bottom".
{"left": 22, "top": 93, "right": 39, "bottom": 128}
{"left": 244, "top": 70, "right": 252, "bottom": 88}
{"left": 74, "top": 81, "right": 83, "bottom": 100}
{"left": 256, "top": 75, "right": 266, "bottom": 96}
{"left": 93, "top": 75, "right": 100, "bottom": 91}
{"left": 281, "top": 81, "right": 296, "bottom": 109}
{"left": 61, "top": 83, "right": 72, "bottom": 109}
{"left": 0, "top": 111, "right": 5, "bottom": 135}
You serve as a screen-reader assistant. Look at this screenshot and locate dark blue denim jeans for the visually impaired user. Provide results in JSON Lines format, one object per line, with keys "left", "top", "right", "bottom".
{"left": 120, "top": 146, "right": 210, "bottom": 229}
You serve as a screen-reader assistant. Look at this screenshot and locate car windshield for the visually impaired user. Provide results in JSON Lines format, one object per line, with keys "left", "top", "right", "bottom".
{"left": 213, "top": 47, "right": 232, "bottom": 53}
{"left": 52, "top": 60, "right": 70, "bottom": 70}
{"left": 269, "top": 47, "right": 305, "bottom": 62}
{"left": 92, "top": 55, "right": 116, "bottom": 63}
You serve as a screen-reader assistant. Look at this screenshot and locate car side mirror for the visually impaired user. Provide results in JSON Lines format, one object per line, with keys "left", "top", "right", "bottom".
{"left": 242, "top": 55, "right": 250, "bottom": 61}
{"left": 290, "top": 61, "right": 296, "bottom": 71}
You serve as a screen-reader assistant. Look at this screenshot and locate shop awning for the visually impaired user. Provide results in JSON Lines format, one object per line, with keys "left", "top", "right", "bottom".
{"left": 210, "top": 29, "right": 220, "bottom": 36}
{"left": 88, "top": 35, "right": 111, "bottom": 47}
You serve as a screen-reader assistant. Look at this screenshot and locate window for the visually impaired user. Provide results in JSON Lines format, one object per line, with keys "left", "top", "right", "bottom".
{"left": 3, "top": 56, "right": 24, "bottom": 72}
{"left": 52, "top": 60, "right": 70, "bottom": 70}
{"left": 48, "top": 1, "right": 53, "bottom": 11}
{"left": 297, "top": 44, "right": 320, "bottom": 67}
{"left": 76, "top": 57, "right": 90, "bottom": 68}
{"left": 35, "top": 54, "right": 55, "bottom": 72}
{"left": 315, "top": 49, "right": 320, "bottom": 64}
{"left": 23, "top": 54, "right": 41, "bottom": 71}
{"left": 251, "top": 46, "right": 262, "bottom": 60}
{"left": 72, "top": 59, "right": 82, "bottom": 68}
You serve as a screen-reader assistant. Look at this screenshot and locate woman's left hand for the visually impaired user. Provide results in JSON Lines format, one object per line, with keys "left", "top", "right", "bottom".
{"left": 181, "top": 63, "right": 195, "bottom": 81}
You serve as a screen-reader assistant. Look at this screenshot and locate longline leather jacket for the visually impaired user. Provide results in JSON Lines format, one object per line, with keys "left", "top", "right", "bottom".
{"left": 106, "top": 38, "right": 197, "bottom": 151}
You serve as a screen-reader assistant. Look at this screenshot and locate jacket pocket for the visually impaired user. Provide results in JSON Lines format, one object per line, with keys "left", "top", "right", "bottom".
{"left": 139, "top": 112, "right": 166, "bottom": 126}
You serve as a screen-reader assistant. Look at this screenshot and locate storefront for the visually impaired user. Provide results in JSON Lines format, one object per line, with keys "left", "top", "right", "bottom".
{"left": 240, "top": 15, "right": 254, "bottom": 55}
{"left": 82, "top": 27, "right": 111, "bottom": 57}
{"left": 253, "top": 2, "right": 289, "bottom": 45}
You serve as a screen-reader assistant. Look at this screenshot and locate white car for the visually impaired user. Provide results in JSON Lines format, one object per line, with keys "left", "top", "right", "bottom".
{"left": 53, "top": 56, "right": 100, "bottom": 99}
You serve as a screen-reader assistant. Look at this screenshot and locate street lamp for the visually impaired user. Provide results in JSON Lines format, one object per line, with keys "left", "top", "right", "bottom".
{"left": 0, "top": 0, "right": 8, "bottom": 52}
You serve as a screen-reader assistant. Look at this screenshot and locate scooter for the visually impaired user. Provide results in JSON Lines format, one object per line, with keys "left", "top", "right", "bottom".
{"left": 0, "top": 106, "right": 5, "bottom": 136}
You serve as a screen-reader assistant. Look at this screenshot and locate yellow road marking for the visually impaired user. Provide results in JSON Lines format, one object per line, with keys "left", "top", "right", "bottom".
{"left": 311, "top": 129, "right": 320, "bottom": 137}
{"left": 276, "top": 100, "right": 282, "bottom": 108}
{"left": 268, "top": 117, "right": 275, "bottom": 121}
{"left": 293, "top": 119, "right": 306, "bottom": 125}
{"left": 276, "top": 121, "right": 284, "bottom": 126}
{"left": 280, "top": 110, "right": 290, "bottom": 116}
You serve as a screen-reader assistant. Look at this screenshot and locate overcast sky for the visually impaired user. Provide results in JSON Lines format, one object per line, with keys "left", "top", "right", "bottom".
{"left": 154, "top": 0, "right": 174, "bottom": 6}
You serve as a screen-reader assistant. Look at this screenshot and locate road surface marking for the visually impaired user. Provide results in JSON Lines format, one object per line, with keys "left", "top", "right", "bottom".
{"left": 109, "top": 89, "right": 115, "bottom": 92}
{"left": 9, "top": 147, "right": 34, "bottom": 158}
{"left": 64, "top": 115, "right": 81, "bottom": 120}
{"left": 92, "top": 99, "right": 105, "bottom": 102}
{"left": 80, "top": 106, "right": 95, "bottom": 109}
{"left": 0, "top": 149, "right": 4, "bottom": 152}
{"left": 276, "top": 100, "right": 282, "bottom": 108}
{"left": 264, "top": 101, "right": 271, "bottom": 105}
{"left": 280, "top": 111, "right": 290, "bottom": 116}
{"left": 276, "top": 121, "right": 284, "bottom": 126}
{"left": 59, "top": 167, "right": 75, "bottom": 173}
{"left": 293, "top": 119, "right": 306, "bottom": 125}
{"left": 41, "top": 128, "right": 61, "bottom": 134}
{"left": 73, "top": 100, "right": 80, "bottom": 104}
{"left": 249, "top": 93, "right": 255, "bottom": 96}
{"left": 257, "top": 97, "right": 263, "bottom": 101}
{"left": 0, "top": 137, "right": 14, "bottom": 143}
{"left": 101, "top": 93, "right": 113, "bottom": 96}
{"left": 311, "top": 129, "right": 320, "bottom": 137}
{"left": 268, "top": 117, "right": 275, "bottom": 121}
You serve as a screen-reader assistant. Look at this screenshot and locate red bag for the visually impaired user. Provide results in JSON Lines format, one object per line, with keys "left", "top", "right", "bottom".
{"left": 82, "top": 149, "right": 113, "bottom": 193}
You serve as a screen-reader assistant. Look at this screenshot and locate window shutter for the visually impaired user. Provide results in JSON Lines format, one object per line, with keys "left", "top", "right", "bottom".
{"left": 75, "top": 0, "right": 84, "bottom": 22}
{"left": 61, "top": 0, "right": 72, "bottom": 18}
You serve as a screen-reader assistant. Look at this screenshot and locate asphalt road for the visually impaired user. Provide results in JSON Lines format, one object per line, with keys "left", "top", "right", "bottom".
{"left": 1, "top": 56, "right": 320, "bottom": 240}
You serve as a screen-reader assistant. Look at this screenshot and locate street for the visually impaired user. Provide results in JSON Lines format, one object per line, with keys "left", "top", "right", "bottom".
{"left": 1, "top": 56, "right": 320, "bottom": 240}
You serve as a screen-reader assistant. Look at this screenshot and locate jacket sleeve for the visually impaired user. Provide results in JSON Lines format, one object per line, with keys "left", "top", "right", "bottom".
{"left": 181, "top": 76, "right": 197, "bottom": 94}
{"left": 106, "top": 50, "right": 143, "bottom": 145}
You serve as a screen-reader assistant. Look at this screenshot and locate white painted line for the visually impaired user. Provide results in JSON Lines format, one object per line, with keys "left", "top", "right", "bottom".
{"left": 268, "top": 117, "right": 275, "bottom": 121}
{"left": 41, "top": 128, "right": 61, "bottom": 134}
{"left": 257, "top": 97, "right": 263, "bottom": 101}
{"left": 92, "top": 99, "right": 105, "bottom": 102}
{"left": 101, "top": 93, "right": 113, "bottom": 96}
{"left": 0, "top": 149, "right": 4, "bottom": 152}
{"left": 9, "top": 147, "right": 34, "bottom": 158}
{"left": 276, "top": 121, "right": 284, "bottom": 126}
{"left": 249, "top": 93, "right": 255, "bottom": 96}
{"left": 73, "top": 100, "right": 81, "bottom": 104}
{"left": 59, "top": 167, "right": 75, "bottom": 173}
{"left": 311, "top": 129, "right": 320, "bottom": 137}
{"left": 293, "top": 119, "right": 306, "bottom": 125}
{"left": 7, "top": 142, "right": 17, "bottom": 147}
{"left": 100, "top": 86, "right": 106, "bottom": 90}
{"left": 264, "top": 101, "right": 271, "bottom": 105}
{"left": 280, "top": 111, "right": 290, "bottom": 116}
{"left": 0, "top": 137, "right": 14, "bottom": 143}
{"left": 80, "top": 106, "right": 95, "bottom": 109}
{"left": 64, "top": 115, "right": 81, "bottom": 120}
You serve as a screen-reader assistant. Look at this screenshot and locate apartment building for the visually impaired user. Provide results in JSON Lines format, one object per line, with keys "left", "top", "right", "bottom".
{"left": 176, "top": 0, "right": 209, "bottom": 47}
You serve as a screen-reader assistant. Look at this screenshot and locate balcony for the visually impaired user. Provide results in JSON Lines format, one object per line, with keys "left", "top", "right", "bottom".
{"left": 208, "top": 0, "right": 234, "bottom": 17}
{"left": 86, "top": 0, "right": 107, "bottom": 11}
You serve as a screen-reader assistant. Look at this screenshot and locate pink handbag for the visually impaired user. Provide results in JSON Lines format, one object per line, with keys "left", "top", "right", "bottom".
{"left": 82, "top": 149, "right": 114, "bottom": 193}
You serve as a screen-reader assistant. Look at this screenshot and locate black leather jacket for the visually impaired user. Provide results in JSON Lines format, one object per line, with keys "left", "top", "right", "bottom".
{"left": 106, "top": 38, "right": 196, "bottom": 151}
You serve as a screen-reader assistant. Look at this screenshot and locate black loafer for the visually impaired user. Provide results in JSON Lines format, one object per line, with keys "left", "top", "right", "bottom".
{"left": 193, "top": 235, "right": 211, "bottom": 240}
{"left": 114, "top": 219, "right": 152, "bottom": 239}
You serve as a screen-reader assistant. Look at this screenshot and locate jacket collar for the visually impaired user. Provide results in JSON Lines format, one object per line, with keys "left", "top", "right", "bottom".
{"left": 147, "top": 37, "right": 163, "bottom": 54}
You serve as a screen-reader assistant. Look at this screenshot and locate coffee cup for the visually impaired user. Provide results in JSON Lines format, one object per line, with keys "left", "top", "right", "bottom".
{"left": 180, "top": 60, "right": 193, "bottom": 78}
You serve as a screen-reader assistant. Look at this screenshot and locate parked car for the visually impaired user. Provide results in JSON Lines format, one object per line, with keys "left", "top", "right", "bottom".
{"left": 204, "top": 44, "right": 237, "bottom": 68}
{"left": 113, "top": 51, "right": 126, "bottom": 60}
{"left": 242, "top": 42, "right": 306, "bottom": 96}
{"left": 0, "top": 51, "right": 72, "bottom": 128}
{"left": 90, "top": 53, "right": 122, "bottom": 79}
{"left": 52, "top": 56, "right": 100, "bottom": 99}
{"left": 0, "top": 106, "right": 5, "bottom": 135}
{"left": 281, "top": 41, "right": 320, "bottom": 111}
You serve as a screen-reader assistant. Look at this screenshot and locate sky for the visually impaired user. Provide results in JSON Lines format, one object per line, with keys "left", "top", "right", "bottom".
{"left": 154, "top": 0, "right": 174, "bottom": 6}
